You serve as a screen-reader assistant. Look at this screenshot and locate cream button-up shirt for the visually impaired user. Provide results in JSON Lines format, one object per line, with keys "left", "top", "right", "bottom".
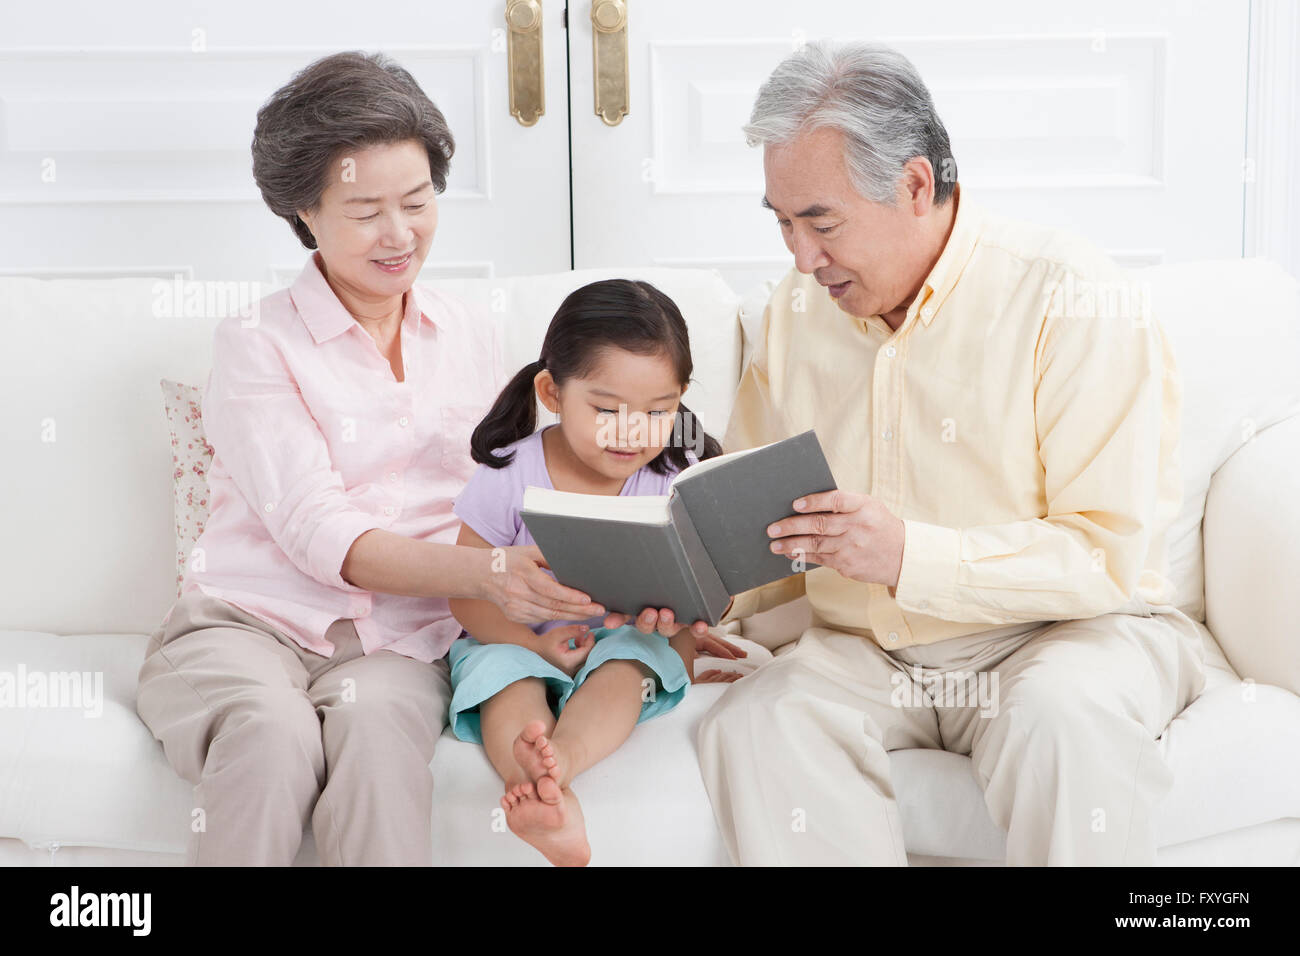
{"left": 720, "top": 188, "right": 1182, "bottom": 650}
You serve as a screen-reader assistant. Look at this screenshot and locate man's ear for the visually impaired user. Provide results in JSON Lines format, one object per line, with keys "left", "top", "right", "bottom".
{"left": 900, "top": 157, "right": 936, "bottom": 216}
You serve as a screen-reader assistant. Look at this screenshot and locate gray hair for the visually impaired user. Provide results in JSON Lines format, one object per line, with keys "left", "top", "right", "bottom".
{"left": 744, "top": 41, "right": 957, "bottom": 205}
{"left": 252, "top": 51, "right": 455, "bottom": 249}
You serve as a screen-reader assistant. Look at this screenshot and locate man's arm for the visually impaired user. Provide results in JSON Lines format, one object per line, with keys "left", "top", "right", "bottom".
{"left": 892, "top": 276, "right": 1179, "bottom": 624}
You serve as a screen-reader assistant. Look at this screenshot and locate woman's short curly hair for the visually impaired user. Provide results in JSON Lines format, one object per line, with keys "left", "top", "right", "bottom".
{"left": 251, "top": 51, "right": 455, "bottom": 249}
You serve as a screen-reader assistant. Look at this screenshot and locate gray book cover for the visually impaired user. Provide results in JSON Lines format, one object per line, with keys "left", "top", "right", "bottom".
{"left": 521, "top": 492, "right": 731, "bottom": 625}
{"left": 673, "top": 429, "right": 837, "bottom": 595}
{"left": 520, "top": 430, "right": 838, "bottom": 626}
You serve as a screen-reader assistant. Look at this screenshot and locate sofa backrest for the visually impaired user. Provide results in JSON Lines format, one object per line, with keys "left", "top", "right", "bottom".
{"left": 0, "top": 268, "right": 741, "bottom": 636}
{"left": 2, "top": 258, "right": 1295, "bottom": 637}
{"left": 1133, "top": 259, "right": 1300, "bottom": 621}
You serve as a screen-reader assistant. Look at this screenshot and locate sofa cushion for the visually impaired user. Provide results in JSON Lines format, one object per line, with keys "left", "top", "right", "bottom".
{"left": 1203, "top": 413, "right": 1300, "bottom": 696}
{"left": 3, "top": 621, "right": 1297, "bottom": 863}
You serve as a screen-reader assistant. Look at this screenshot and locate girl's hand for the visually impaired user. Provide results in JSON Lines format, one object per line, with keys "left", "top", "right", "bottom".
{"left": 534, "top": 624, "right": 597, "bottom": 677}
{"left": 484, "top": 545, "right": 607, "bottom": 625}
{"left": 602, "top": 607, "right": 711, "bottom": 639}
{"left": 694, "top": 669, "right": 744, "bottom": 684}
{"left": 696, "top": 631, "right": 747, "bottom": 660}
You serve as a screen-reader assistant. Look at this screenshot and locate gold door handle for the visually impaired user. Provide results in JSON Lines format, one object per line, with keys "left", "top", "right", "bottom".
{"left": 591, "top": 0, "right": 629, "bottom": 126}
{"left": 506, "top": 0, "right": 545, "bottom": 126}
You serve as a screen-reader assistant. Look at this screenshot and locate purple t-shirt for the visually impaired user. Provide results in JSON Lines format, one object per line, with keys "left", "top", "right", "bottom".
{"left": 452, "top": 424, "right": 695, "bottom": 635}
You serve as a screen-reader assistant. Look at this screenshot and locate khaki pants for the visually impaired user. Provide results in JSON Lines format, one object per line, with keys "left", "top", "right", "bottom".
{"left": 136, "top": 591, "right": 451, "bottom": 866}
{"left": 696, "top": 604, "right": 1208, "bottom": 866}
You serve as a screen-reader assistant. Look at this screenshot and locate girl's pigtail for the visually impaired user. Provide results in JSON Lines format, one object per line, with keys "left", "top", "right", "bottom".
{"left": 655, "top": 400, "right": 723, "bottom": 474}
{"left": 470, "top": 359, "right": 546, "bottom": 468}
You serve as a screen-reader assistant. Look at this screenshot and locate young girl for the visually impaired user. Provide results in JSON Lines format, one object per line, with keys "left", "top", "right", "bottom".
{"left": 447, "top": 278, "right": 740, "bottom": 866}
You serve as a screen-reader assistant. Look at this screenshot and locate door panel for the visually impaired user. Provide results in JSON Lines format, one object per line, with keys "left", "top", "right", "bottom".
{"left": 0, "top": 0, "right": 573, "bottom": 282}
{"left": 568, "top": 0, "right": 1250, "bottom": 294}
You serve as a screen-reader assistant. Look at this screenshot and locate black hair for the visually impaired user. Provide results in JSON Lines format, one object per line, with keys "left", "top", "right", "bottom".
{"left": 470, "top": 279, "right": 723, "bottom": 476}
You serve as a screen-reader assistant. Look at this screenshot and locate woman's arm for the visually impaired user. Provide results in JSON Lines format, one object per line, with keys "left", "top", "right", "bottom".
{"left": 343, "top": 530, "right": 491, "bottom": 598}
{"left": 445, "top": 525, "right": 545, "bottom": 646}
{"left": 446, "top": 525, "right": 598, "bottom": 675}
{"left": 341, "top": 529, "right": 607, "bottom": 626}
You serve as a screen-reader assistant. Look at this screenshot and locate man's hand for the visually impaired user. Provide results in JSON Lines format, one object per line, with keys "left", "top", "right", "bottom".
{"left": 481, "top": 545, "right": 607, "bottom": 625}
{"left": 766, "top": 490, "right": 905, "bottom": 589}
{"left": 601, "top": 607, "right": 712, "bottom": 638}
{"left": 533, "top": 624, "right": 597, "bottom": 677}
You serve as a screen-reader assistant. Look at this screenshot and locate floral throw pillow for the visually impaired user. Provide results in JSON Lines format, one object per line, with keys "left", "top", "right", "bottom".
{"left": 160, "top": 379, "right": 213, "bottom": 598}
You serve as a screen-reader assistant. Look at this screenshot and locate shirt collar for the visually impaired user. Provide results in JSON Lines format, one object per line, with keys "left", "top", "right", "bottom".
{"left": 290, "top": 251, "right": 444, "bottom": 345}
{"left": 908, "top": 182, "right": 982, "bottom": 328}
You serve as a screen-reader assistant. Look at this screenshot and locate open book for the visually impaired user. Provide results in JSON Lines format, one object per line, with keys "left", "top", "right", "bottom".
{"left": 520, "top": 430, "right": 837, "bottom": 626}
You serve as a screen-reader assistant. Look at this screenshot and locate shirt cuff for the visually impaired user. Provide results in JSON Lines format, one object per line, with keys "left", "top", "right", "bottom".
{"left": 307, "top": 511, "right": 385, "bottom": 592}
{"left": 719, "top": 592, "right": 751, "bottom": 626}
{"left": 893, "top": 519, "right": 961, "bottom": 613}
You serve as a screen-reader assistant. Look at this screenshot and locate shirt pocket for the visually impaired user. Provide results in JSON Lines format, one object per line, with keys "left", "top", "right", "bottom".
{"left": 440, "top": 404, "right": 484, "bottom": 482}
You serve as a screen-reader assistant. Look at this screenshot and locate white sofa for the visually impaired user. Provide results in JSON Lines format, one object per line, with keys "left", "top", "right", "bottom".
{"left": 1, "top": 260, "right": 1299, "bottom": 866}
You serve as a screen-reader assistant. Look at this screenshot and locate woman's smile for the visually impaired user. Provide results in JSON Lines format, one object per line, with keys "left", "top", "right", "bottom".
{"left": 372, "top": 251, "right": 414, "bottom": 274}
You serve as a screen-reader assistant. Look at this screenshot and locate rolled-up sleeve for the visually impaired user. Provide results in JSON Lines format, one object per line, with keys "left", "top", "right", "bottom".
{"left": 893, "top": 272, "right": 1176, "bottom": 624}
{"left": 200, "top": 319, "right": 382, "bottom": 592}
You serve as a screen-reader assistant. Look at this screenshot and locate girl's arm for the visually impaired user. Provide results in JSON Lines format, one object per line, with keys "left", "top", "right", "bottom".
{"left": 447, "top": 524, "right": 544, "bottom": 647}
{"left": 449, "top": 524, "right": 595, "bottom": 675}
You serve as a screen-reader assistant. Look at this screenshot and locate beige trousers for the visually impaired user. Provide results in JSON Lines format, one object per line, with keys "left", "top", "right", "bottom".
{"left": 697, "top": 604, "right": 1208, "bottom": 866}
{"left": 136, "top": 590, "right": 451, "bottom": 866}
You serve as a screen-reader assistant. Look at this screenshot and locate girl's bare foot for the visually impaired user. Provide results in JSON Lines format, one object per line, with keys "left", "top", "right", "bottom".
{"left": 499, "top": 781, "right": 534, "bottom": 813}
{"left": 505, "top": 785, "right": 591, "bottom": 867}
{"left": 513, "top": 720, "right": 578, "bottom": 804}
{"left": 512, "top": 720, "right": 558, "bottom": 787}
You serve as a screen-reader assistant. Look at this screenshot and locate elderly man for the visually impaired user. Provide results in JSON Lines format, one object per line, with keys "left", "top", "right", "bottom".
{"left": 696, "top": 40, "right": 1207, "bottom": 866}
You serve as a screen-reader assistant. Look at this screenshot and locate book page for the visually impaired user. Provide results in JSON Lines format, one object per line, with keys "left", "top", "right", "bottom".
{"left": 520, "top": 485, "right": 672, "bottom": 525}
{"left": 668, "top": 438, "right": 776, "bottom": 488}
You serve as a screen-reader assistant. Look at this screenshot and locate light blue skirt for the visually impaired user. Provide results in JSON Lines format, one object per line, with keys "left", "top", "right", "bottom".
{"left": 446, "top": 624, "right": 689, "bottom": 745}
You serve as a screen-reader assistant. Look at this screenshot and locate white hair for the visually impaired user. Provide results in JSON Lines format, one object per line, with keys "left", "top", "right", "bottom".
{"left": 744, "top": 40, "right": 957, "bottom": 205}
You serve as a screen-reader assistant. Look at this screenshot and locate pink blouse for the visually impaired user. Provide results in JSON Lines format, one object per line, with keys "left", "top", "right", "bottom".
{"left": 174, "top": 252, "right": 504, "bottom": 663}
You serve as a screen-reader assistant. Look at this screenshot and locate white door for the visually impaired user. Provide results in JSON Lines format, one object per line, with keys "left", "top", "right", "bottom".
{"left": 567, "top": 0, "right": 1252, "bottom": 295}
{"left": 0, "top": 0, "right": 573, "bottom": 283}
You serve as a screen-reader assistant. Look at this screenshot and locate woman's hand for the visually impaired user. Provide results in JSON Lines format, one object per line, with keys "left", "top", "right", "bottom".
{"left": 533, "top": 624, "right": 597, "bottom": 677}
{"left": 481, "top": 545, "right": 607, "bottom": 626}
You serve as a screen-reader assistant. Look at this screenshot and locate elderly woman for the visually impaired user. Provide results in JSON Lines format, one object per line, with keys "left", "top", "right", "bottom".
{"left": 135, "top": 51, "right": 614, "bottom": 866}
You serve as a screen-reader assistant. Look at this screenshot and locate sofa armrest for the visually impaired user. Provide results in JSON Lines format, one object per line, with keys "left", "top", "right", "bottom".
{"left": 1203, "top": 413, "right": 1300, "bottom": 695}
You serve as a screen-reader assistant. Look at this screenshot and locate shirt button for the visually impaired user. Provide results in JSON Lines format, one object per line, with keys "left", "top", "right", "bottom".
{"left": 351, "top": 604, "right": 366, "bottom": 617}
{"left": 882, "top": 428, "right": 893, "bottom": 441}
{"left": 885, "top": 345, "right": 897, "bottom": 358}
{"left": 917, "top": 599, "right": 929, "bottom": 610}
{"left": 383, "top": 505, "right": 395, "bottom": 516}
{"left": 388, "top": 472, "right": 399, "bottom": 482}
{"left": 922, "top": 306, "right": 934, "bottom": 319}
{"left": 398, "top": 416, "right": 409, "bottom": 427}
{"left": 887, "top": 631, "right": 899, "bottom": 643}
{"left": 263, "top": 503, "right": 274, "bottom": 513}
